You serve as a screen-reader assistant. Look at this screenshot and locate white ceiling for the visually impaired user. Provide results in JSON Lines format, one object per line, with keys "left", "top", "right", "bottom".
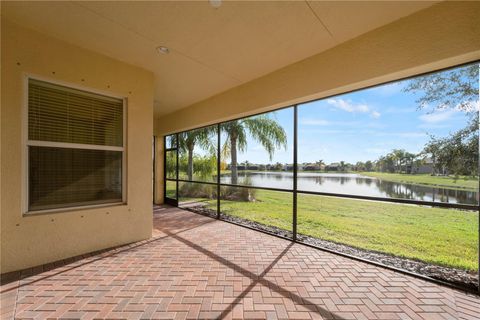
{"left": 2, "top": 1, "right": 437, "bottom": 117}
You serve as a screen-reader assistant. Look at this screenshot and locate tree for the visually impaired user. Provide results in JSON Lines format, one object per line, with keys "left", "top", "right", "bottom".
{"left": 411, "top": 157, "right": 426, "bottom": 175}
{"left": 365, "top": 160, "right": 373, "bottom": 172}
{"left": 375, "top": 155, "right": 395, "bottom": 173}
{"left": 389, "top": 149, "right": 406, "bottom": 173}
{"left": 355, "top": 161, "right": 365, "bottom": 171}
{"left": 316, "top": 159, "right": 325, "bottom": 171}
{"left": 220, "top": 160, "right": 228, "bottom": 171}
{"left": 165, "top": 151, "right": 176, "bottom": 178}
{"left": 222, "top": 114, "right": 287, "bottom": 184}
{"left": 274, "top": 162, "right": 284, "bottom": 171}
{"left": 423, "top": 128, "right": 478, "bottom": 176}
{"left": 178, "top": 127, "right": 216, "bottom": 180}
{"left": 402, "top": 152, "right": 417, "bottom": 173}
{"left": 404, "top": 63, "right": 479, "bottom": 176}
{"left": 222, "top": 115, "right": 287, "bottom": 184}
{"left": 404, "top": 64, "right": 478, "bottom": 113}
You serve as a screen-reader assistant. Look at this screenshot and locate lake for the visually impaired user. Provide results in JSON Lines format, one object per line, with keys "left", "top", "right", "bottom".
{"left": 220, "top": 172, "right": 479, "bottom": 205}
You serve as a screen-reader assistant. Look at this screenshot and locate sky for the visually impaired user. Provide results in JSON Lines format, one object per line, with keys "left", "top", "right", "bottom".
{"left": 232, "top": 74, "right": 477, "bottom": 165}
{"left": 183, "top": 65, "right": 478, "bottom": 165}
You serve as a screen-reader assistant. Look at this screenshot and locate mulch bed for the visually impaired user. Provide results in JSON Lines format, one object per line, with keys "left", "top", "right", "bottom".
{"left": 183, "top": 204, "right": 479, "bottom": 291}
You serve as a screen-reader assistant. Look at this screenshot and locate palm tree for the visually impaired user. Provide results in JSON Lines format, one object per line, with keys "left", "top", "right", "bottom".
{"left": 315, "top": 159, "right": 325, "bottom": 171}
{"left": 178, "top": 127, "right": 216, "bottom": 180}
{"left": 423, "top": 143, "right": 440, "bottom": 175}
{"left": 390, "top": 149, "right": 406, "bottom": 173}
{"left": 222, "top": 114, "right": 287, "bottom": 184}
{"left": 274, "top": 162, "right": 284, "bottom": 171}
{"left": 402, "top": 152, "right": 416, "bottom": 173}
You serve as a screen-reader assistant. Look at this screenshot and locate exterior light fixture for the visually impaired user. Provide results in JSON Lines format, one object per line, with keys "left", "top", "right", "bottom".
{"left": 156, "top": 46, "right": 170, "bottom": 55}
{"left": 209, "top": 0, "right": 221, "bottom": 8}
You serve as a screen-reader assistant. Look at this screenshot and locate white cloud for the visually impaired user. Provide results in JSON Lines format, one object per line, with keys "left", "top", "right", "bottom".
{"left": 371, "top": 111, "right": 381, "bottom": 119}
{"left": 327, "top": 98, "right": 368, "bottom": 113}
{"left": 326, "top": 98, "right": 381, "bottom": 118}
{"left": 418, "top": 102, "right": 476, "bottom": 127}
{"left": 419, "top": 109, "right": 456, "bottom": 123}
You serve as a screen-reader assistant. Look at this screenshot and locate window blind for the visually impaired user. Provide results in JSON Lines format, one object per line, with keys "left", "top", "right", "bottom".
{"left": 27, "top": 78, "right": 125, "bottom": 212}
{"left": 29, "top": 147, "right": 123, "bottom": 211}
{"left": 28, "top": 79, "right": 123, "bottom": 147}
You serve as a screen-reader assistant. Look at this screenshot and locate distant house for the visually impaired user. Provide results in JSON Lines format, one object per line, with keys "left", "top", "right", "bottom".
{"left": 410, "top": 158, "right": 435, "bottom": 174}
{"left": 325, "top": 162, "right": 340, "bottom": 171}
{"left": 303, "top": 163, "right": 322, "bottom": 171}
{"left": 227, "top": 164, "right": 246, "bottom": 171}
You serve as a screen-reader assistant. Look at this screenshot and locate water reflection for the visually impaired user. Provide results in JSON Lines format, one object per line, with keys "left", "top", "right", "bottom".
{"left": 220, "top": 172, "right": 478, "bottom": 205}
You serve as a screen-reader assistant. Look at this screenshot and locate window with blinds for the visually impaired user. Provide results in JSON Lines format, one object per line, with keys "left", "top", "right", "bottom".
{"left": 27, "top": 78, "right": 125, "bottom": 212}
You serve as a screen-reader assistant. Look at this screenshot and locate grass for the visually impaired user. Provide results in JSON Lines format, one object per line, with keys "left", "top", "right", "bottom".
{"left": 193, "top": 189, "right": 478, "bottom": 271}
{"left": 166, "top": 180, "right": 176, "bottom": 198}
{"left": 361, "top": 172, "right": 478, "bottom": 191}
{"left": 296, "top": 193, "right": 478, "bottom": 271}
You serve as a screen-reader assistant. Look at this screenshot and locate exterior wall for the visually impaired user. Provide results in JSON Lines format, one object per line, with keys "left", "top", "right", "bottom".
{"left": 154, "top": 137, "right": 165, "bottom": 204}
{"left": 154, "top": 1, "right": 480, "bottom": 136}
{"left": 1, "top": 20, "right": 154, "bottom": 273}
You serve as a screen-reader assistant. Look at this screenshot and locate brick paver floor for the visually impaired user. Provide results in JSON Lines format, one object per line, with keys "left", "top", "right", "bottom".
{"left": 1, "top": 205, "right": 479, "bottom": 319}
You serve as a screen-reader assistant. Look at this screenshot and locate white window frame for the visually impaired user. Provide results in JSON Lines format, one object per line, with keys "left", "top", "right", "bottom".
{"left": 22, "top": 74, "right": 128, "bottom": 215}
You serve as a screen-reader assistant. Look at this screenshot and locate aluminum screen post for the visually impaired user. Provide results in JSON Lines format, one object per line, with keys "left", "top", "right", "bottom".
{"left": 175, "top": 133, "right": 179, "bottom": 201}
{"left": 163, "top": 136, "right": 166, "bottom": 203}
{"left": 217, "top": 124, "right": 221, "bottom": 219}
{"left": 293, "top": 105, "right": 298, "bottom": 241}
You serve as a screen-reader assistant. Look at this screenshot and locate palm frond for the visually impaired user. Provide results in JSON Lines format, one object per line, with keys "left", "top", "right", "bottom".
{"left": 242, "top": 115, "right": 288, "bottom": 160}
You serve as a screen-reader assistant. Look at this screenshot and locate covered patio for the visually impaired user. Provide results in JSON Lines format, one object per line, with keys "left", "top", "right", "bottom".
{"left": 2, "top": 1, "right": 480, "bottom": 319}
{"left": 2, "top": 207, "right": 479, "bottom": 319}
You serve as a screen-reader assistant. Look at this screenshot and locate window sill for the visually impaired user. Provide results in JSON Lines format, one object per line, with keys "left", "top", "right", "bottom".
{"left": 23, "top": 202, "right": 128, "bottom": 217}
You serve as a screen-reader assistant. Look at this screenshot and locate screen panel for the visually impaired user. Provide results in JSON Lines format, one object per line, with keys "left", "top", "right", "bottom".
{"left": 220, "top": 108, "right": 294, "bottom": 190}
{"left": 220, "top": 186, "right": 293, "bottom": 239}
{"left": 29, "top": 146, "right": 123, "bottom": 211}
{"left": 178, "top": 126, "right": 218, "bottom": 183}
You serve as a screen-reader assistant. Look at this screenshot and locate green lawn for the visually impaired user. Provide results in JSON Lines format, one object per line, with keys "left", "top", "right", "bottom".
{"left": 196, "top": 189, "right": 478, "bottom": 271}
{"left": 166, "top": 180, "right": 176, "bottom": 198}
{"left": 361, "top": 172, "right": 478, "bottom": 191}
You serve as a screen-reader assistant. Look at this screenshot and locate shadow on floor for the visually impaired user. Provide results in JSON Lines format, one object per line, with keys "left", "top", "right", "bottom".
{"left": 158, "top": 224, "right": 345, "bottom": 320}
{"left": 0, "top": 217, "right": 216, "bottom": 294}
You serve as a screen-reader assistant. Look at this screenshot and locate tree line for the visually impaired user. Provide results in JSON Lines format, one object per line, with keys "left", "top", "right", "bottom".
{"left": 166, "top": 63, "right": 479, "bottom": 179}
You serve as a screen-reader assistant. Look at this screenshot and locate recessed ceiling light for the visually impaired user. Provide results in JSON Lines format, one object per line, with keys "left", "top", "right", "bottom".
{"left": 156, "top": 46, "right": 170, "bottom": 55}
{"left": 209, "top": 0, "right": 221, "bottom": 8}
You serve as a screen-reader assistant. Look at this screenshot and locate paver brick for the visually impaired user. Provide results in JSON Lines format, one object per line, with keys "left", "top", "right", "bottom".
{"left": 1, "top": 205, "right": 479, "bottom": 319}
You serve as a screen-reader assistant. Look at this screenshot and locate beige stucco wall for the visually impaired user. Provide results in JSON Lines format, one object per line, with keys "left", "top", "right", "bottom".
{"left": 154, "top": 137, "right": 165, "bottom": 205}
{"left": 154, "top": 1, "right": 480, "bottom": 136}
{"left": 1, "top": 20, "right": 154, "bottom": 273}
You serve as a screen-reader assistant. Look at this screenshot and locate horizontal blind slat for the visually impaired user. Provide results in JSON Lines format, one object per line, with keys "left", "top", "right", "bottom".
{"left": 28, "top": 79, "right": 123, "bottom": 147}
{"left": 29, "top": 146, "right": 123, "bottom": 211}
